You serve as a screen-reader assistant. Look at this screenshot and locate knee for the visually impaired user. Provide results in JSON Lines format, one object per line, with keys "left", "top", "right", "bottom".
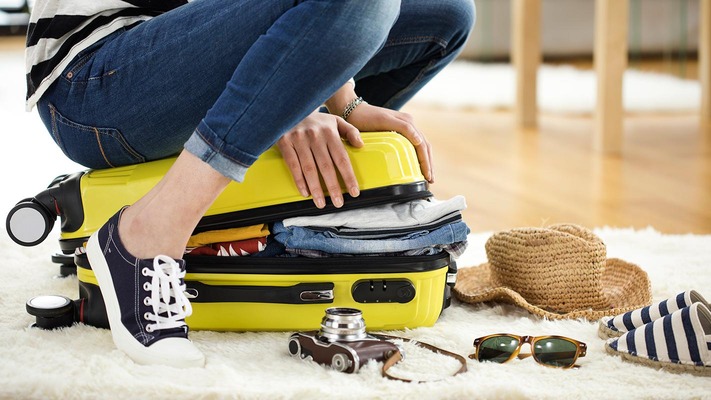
{"left": 335, "top": 0, "right": 401, "bottom": 55}
{"left": 435, "top": 0, "right": 476, "bottom": 50}
{"left": 352, "top": 0, "right": 401, "bottom": 30}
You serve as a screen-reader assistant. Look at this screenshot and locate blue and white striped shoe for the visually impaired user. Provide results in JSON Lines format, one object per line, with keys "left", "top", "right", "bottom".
{"left": 598, "top": 290, "right": 709, "bottom": 339}
{"left": 604, "top": 302, "right": 711, "bottom": 376}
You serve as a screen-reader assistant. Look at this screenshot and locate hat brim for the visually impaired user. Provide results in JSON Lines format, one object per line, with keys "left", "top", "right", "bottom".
{"left": 453, "top": 258, "right": 653, "bottom": 320}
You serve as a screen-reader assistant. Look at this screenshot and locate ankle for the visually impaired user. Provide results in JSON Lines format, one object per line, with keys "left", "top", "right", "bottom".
{"left": 118, "top": 207, "right": 186, "bottom": 259}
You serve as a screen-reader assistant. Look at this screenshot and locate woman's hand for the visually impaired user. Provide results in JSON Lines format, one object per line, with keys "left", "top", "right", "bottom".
{"left": 277, "top": 110, "right": 363, "bottom": 209}
{"left": 346, "top": 103, "right": 434, "bottom": 183}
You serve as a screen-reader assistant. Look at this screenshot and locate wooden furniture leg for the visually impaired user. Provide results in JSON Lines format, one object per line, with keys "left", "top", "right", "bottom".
{"left": 512, "top": 0, "right": 542, "bottom": 129}
{"left": 701, "top": 0, "right": 710, "bottom": 129}
{"left": 594, "top": 0, "right": 629, "bottom": 153}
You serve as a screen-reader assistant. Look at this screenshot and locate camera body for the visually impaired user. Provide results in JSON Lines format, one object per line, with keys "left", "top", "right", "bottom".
{"left": 288, "top": 308, "right": 401, "bottom": 373}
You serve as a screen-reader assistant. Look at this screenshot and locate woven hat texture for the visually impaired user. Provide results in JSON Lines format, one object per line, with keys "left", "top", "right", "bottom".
{"left": 454, "top": 224, "right": 653, "bottom": 320}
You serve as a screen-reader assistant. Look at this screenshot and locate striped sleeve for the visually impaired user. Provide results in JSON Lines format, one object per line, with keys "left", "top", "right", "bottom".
{"left": 25, "top": 0, "right": 188, "bottom": 111}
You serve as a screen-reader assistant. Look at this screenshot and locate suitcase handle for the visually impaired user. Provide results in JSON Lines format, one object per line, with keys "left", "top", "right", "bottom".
{"left": 185, "top": 282, "right": 335, "bottom": 304}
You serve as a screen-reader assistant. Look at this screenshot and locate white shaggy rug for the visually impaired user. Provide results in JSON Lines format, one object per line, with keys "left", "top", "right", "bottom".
{"left": 1, "top": 226, "right": 710, "bottom": 399}
{"left": 411, "top": 61, "right": 702, "bottom": 114}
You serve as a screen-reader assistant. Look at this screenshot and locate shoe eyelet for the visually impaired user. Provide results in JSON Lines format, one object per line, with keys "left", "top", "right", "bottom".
{"left": 143, "top": 297, "right": 151, "bottom": 306}
{"left": 143, "top": 282, "right": 151, "bottom": 291}
{"left": 142, "top": 267, "right": 149, "bottom": 276}
{"left": 146, "top": 325, "right": 154, "bottom": 333}
{"left": 144, "top": 312, "right": 152, "bottom": 320}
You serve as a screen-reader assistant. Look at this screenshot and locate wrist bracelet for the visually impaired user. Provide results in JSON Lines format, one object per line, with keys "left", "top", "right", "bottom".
{"left": 342, "top": 96, "right": 365, "bottom": 121}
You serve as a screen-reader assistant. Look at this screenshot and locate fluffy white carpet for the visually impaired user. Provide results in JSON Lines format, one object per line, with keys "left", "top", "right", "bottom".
{"left": 1, "top": 226, "right": 710, "bottom": 399}
{"left": 411, "top": 61, "right": 702, "bottom": 114}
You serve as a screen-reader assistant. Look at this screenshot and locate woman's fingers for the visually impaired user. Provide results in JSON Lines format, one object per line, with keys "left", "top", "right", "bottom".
{"left": 346, "top": 104, "right": 434, "bottom": 183}
{"left": 277, "top": 112, "right": 361, "bottom": 209}
{"left": 390, "top": 116, "right": 434, "bottom": 183}
{"left": 277, "top": 140, "right": 309, "bottom": 198}
{"left": 336, "top": 117, "right": 362, "bottom": 197}
{"left": 338, "top": 117, "right": 364, "bottom": 148}
{"left": 310, "top": 138, "right": 344, "bottom": 208}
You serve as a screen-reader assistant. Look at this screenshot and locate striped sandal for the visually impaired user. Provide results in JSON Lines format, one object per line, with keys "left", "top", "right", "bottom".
{"left": 604, "top": 302, "right": 711, "bottom": 376}
{"left": 598, "top": 290, "right": 709, "bottom": 339}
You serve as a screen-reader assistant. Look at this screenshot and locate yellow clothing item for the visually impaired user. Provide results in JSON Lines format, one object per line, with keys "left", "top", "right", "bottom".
{"left": 186, "top": 224, "right": 270, "bottom": 247}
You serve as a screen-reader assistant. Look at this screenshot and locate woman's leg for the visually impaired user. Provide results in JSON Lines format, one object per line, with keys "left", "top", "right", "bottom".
{"left": 354, "top": 0, "right": 476, "bottom": 109}
{"left": 38, "top": 0, "right": 400, "bottom": 170}
{"left": 57, "top": 0, "right": 402, "bottom": 367}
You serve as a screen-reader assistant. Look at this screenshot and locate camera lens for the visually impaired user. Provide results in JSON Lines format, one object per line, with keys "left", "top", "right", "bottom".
{"left": 319, "top": 307, "right": 367, "bottom": 342}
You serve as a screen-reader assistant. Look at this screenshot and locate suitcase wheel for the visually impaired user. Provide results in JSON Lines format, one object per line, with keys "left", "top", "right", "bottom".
{"left": 51, "top": 253, "right": 77, "bottom": 277}
{"left": 6, "top": 199, "right": 55, "bottom": 247}
{"left": 26, "top": 295, "right": 76, "bottom": 330}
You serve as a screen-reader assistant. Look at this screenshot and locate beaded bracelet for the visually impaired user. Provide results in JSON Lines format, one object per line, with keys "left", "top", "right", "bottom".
{"left": 342, "top": 96, "right": 365, "bottom": 121}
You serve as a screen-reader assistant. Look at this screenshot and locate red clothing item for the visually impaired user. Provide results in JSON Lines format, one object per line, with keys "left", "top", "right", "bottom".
{"left": 186, "top": 237, "right": 267, "bottom": 256}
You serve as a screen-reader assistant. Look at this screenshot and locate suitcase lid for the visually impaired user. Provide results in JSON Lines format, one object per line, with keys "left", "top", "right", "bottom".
{"left": 57, "top": 132, "right": 430, "bottom": 243}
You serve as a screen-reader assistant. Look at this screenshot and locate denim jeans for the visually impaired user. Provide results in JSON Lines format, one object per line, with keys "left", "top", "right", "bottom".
{"left": 36, "top": 0, "right": 475, "bottom": 182}
{"left": 272, "top": 220, "right": 470, "bottom": 255}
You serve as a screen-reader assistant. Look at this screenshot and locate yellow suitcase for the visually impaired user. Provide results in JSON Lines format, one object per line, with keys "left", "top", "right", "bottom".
{"left": 10, "top": 132, "right": 460, "bottom": 331}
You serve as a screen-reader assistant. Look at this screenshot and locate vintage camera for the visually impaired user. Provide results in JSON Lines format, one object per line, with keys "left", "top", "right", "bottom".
{"left": 288, "top": 307, "right": 402, "bottom": 373}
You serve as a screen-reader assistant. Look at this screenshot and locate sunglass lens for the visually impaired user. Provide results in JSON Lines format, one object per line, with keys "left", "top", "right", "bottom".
{"left": 477, "top": 335, "right": 520, "bottom": 363}
{"left": 533, "top": 338, "right": 578, "bottom": 367}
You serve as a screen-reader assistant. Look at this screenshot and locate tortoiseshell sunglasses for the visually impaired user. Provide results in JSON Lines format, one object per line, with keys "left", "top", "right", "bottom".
{"left": 469, "top": 334, "right": 587, "bottom": 369}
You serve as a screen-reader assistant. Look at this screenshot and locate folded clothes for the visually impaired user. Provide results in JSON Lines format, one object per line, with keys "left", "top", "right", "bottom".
{"left": 185, "top": 237, "right": 267, "bottom": 256}
{"left": 273, "top": 220, "right": 470, "bottom": 256}
{"left": 186, "top": 224, "right": 269, "bottom": 248}
{"left": 286, "top": 240, "right": 468, "bottom": 258}
{"left": 282, "top": 195, "right": 466, "bottom": 230}
{"left": 304, "top": 212, "right": 462, "bottom": 239}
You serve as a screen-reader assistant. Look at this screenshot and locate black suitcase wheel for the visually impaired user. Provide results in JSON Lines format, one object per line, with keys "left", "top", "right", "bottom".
{"left": 51, "top": 253, "right": 77, "bottom": 277}
{"left": 26, "top": 295, "right": 76, "bottom": 329}
{"left": 6, "top": 199, "right": 55, "bottom": 247}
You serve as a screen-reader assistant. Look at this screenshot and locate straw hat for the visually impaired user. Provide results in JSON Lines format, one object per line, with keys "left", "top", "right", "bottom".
{"left": 454, "top": 224, "right": 653, "bottom": 320}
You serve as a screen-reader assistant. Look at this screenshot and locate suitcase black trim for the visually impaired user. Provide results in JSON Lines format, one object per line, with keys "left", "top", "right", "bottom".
{"left": 58, "top": 182, "right": 431, "bottom": 253}
{"left": 39, "top": 172, "right": 85, "bottom": 234}
{"left": 185, "top": 282, "right": 335, "bottom": 304}
{"left": 75, "top": 251, "right": 452, "bottom": 275}
{"left": 192, "top": 182, "right": 431, "bottom": 233}
{"left": 181, "top": 253, "right": 452, "bottom": 275}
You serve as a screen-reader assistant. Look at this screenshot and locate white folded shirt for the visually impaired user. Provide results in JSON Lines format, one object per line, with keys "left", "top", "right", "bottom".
{"left": 282, "top": 195, "right": 467, "bottom": 229}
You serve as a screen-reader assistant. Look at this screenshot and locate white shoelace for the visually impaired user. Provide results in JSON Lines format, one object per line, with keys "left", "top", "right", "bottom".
{"left": 143, "top": 255, "right": 192, "bottom": 333}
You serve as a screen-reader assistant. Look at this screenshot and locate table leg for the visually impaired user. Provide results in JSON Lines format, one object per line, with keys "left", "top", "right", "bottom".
{"left": 701, "top": 0, "right": 710, "bottom": 129}
{"left": 594, "top": 0, "right": 629, "bottom": 153}
{"left": 512, "top": 0, "right": 542, "bottom": 129}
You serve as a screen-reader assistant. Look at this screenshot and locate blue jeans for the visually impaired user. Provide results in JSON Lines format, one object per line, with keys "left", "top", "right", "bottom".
{"left": 272, "top": 220, "right": 470, "bottom": 255}
{"left": 36, "top": 0, "right": 475, "bottom": 182}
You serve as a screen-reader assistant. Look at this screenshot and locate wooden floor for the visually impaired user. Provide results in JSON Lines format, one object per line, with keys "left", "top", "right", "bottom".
{"left": 403, "top": 103, "right": 711, "bottom": 234}
{"left": 3, "top": 35, "right": 709, "bottom": 234}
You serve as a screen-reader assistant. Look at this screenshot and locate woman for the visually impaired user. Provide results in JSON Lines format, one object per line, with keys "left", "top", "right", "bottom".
{"left": 26, "top": 0, "right": 475, "bottom": 367}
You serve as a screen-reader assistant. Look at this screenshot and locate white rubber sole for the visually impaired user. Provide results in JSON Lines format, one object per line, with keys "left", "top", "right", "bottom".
{"left": 86, "top": 233, "right": 205, "bottom": 368}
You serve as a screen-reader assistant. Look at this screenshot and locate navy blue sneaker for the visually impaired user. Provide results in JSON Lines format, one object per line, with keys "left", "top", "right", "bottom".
{"left": 86, "top": 208, "right": 205, "bottom": 367}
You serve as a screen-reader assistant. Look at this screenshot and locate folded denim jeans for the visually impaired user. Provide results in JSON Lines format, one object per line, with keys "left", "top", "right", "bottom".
{"left": 272, "top": 220, "right": 470, "bottom": 255}
{"left": 286, "top": 240, "right": 468, "bottom": 258}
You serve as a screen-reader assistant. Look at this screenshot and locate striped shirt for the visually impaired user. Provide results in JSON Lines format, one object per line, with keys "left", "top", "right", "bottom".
{"left": 25, "top": 0, "right": 188, "bottom": 111}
